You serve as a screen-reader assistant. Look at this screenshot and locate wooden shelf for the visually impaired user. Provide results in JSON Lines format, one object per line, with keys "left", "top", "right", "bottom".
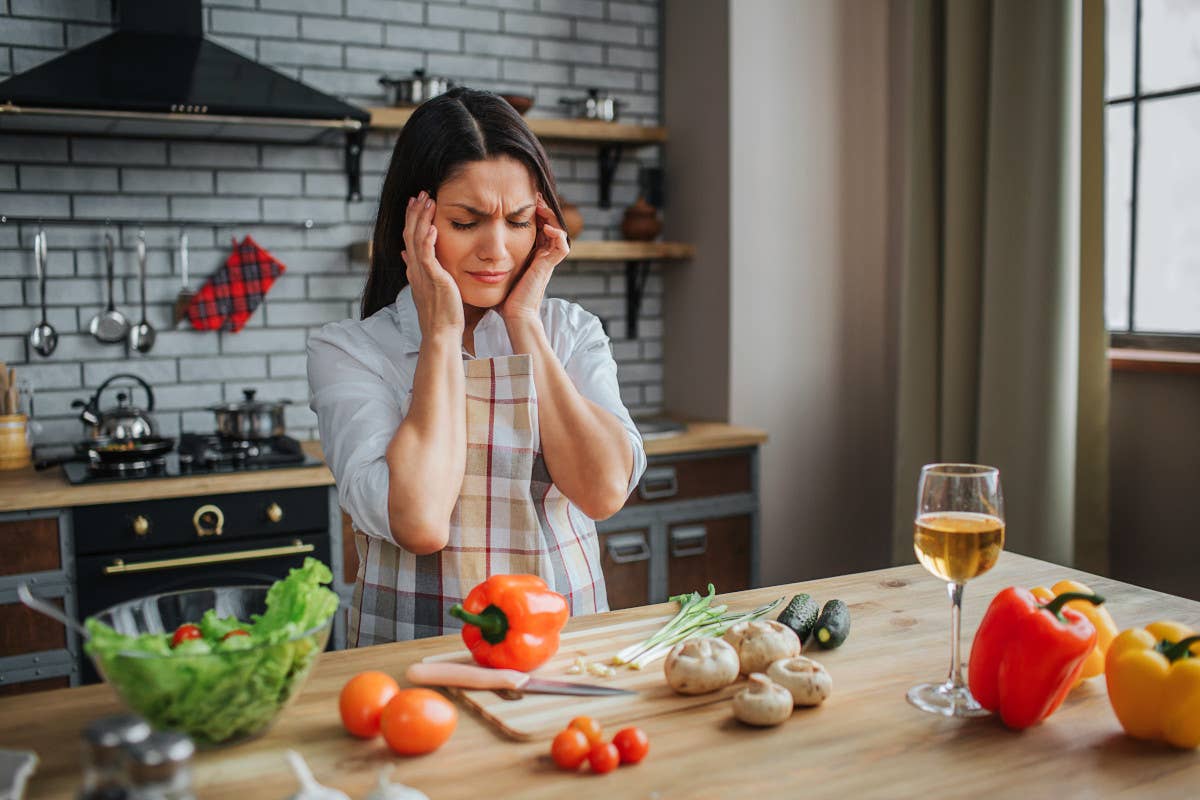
{"left": 348, "top": 239, "right": 693, "bottom": 263}
{"left": 367, "top": 106, "right": 668, "bottom": 144}
{"left": 1109, "top": 348, "right": 1200, "bottom": 375}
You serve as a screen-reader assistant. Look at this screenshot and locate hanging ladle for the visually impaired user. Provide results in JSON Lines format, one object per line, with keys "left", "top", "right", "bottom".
{"left": 28, "top": 227, "right": 58, "bottom": 358}
{"left": 17, "top": 584, "right": 90, "bottom": 641}
{"left": 128, "top": 229, "right": 156, "bottom": 353}
{"left": 88, "top": 231, "right": 130, "bottom": 344}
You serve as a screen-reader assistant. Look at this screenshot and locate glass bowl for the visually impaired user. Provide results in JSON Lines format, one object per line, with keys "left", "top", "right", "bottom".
{"left": 84, "top": 586, "right": 333, "bottom": 747}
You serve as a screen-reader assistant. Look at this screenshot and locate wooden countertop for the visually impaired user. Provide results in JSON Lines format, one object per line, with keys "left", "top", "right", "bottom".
{"left": 0, "top": 423, "right": 766, "bottom": 513}
{"left": 3, "top": 553, "right": 1197, "bottom": 798}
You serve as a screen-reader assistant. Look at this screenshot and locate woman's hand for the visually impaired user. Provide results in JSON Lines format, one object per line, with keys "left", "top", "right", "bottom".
{"left": 402, "top": 190, "right": 464, "bottom": 339}
{"left": 499, "top": 194, "right": 569, "bottom": 325}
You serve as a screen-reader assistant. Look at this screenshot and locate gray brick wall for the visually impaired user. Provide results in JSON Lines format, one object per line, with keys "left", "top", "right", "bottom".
{"left": 0, "top": 0, "right": 664, "bottom": 446}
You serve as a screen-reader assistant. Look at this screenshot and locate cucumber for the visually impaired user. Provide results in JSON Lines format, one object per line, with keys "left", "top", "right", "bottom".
{"left": 777, "top": 593, "right": 820, "bottom": 642}
{"left": 813, "top": 599, "right": 850, "bottom": 649}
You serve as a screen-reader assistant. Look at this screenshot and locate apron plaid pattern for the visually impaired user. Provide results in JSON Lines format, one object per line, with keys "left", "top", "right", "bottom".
{"left": 349, "top": 354, "right": 608, "bottom": 646}
{"left": 187, "top": 235, "right": 286, "bottom": 332}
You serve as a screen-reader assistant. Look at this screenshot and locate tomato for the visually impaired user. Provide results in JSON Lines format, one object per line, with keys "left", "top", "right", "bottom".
{"left": 379, "top": 688, "right": 457, "bottom": 755}
{"left": 339, "top": 671, "right": 400, "bottom": 738}
{"left": 568, "top": 715, "right": 604, "bottom": 745}
{"left": 612, "top": 727, "right": 649, "bottom": 765}
{"left": 587, "top": 741, "right": 620, "bottom": 775}
{"left": 221, "top": 629, "right": 249, "bottom": 640}
{"left": 550, "top": 728, "right": 590, "bottom": 770}
{"left": 171, "top": 624, "right": 202, "bottom": 648}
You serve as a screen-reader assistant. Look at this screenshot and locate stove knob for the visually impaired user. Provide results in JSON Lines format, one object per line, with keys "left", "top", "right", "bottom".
{"left": 266, "top": 503, "right": 284, "bottom": 524}
{"left": 132, "top": 515, "right": 150, "bottom": 537}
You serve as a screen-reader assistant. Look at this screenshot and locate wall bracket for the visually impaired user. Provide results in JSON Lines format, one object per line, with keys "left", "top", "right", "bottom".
{"left": 344, "top": 129, "right": 366, "bottom": 202}
{"left": 598, "top": 144, "right": 624, "bottom": 209}
{"left": 625, "top": 260, "right": 651, "bottom": 339}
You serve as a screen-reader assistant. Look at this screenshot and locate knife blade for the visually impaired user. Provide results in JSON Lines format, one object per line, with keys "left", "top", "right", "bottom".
{"left": 405, "top": 662, "right": 634, "bottom": 696}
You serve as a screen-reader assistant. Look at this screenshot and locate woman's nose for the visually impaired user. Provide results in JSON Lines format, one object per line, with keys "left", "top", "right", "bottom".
{"left": 475, "top": 222, "right": 507, "bottom": 262}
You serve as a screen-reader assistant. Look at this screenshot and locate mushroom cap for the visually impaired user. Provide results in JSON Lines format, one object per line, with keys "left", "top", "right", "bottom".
{"left": 731, "top": 673, "right": 793, "bottom": 726}
{"left": 723, "top": 619, "right": 802, "bottom": 675}
{"left": 664, "top": 637, "right": 741, "bottom": 695}
{"left": 766, "top": 656, "right": 833, "bottom": 706}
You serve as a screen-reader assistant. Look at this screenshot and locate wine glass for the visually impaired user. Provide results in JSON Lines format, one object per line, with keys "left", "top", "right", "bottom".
{"left": 907, "top": 463, "right": 1005, "bottom": 717}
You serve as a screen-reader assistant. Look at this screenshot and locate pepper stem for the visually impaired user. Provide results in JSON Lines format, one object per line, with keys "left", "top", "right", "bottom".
{"left": 1158, "top": 635, "right": 1200, "bottom": 662}
{"left": 448, "top": 603, "right": 509, "bottom": 645}
{"left": 1038, "top": 591, "right": 1105, "bottom": 624}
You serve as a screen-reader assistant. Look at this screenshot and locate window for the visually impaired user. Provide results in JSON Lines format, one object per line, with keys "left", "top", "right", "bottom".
{"left": 1105, "top": 0, "right": 1200, "bottom": 347}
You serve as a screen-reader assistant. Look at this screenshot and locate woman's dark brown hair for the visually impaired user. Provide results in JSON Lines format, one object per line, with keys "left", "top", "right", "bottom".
{"left": 360, "top": 87, "right": 568, "bottom": 319}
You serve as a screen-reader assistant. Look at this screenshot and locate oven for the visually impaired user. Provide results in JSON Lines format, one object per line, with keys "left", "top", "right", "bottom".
{"left": 73, "top": 486, "right": 332, "bottom": 683}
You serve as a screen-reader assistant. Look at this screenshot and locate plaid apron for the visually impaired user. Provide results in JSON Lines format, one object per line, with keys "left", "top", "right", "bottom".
{"left": 348, "top": 354, "right": 608, "bottom": 646}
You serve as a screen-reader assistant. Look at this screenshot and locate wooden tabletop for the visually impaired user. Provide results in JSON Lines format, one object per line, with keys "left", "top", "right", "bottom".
{"left": 0, "top": 424, "right": 766, "bottom": 513}
{"left": 2, "top": 552, "right": 1197, "bottom": 799}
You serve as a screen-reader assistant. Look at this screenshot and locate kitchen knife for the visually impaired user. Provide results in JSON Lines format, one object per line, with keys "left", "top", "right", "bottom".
{"left": 406, "top": 662, "right": 634, "bottom": 697}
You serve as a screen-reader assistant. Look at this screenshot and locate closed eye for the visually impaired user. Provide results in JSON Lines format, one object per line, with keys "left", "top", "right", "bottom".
{"left": 450, "top": 219, "right": 533, "bottom": 230}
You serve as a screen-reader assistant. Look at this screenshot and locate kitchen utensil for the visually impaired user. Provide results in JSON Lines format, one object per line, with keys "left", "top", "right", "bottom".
{"left": 209, "top": 388, "right": 291, "bottom": 440}
{"left": 33, "top": 435, "right": 175, "bottom": 471}
{"left": 18, "top": 583, "right": 91, "bottom": 641}
{"left": 28, "top": 228, "right": 58, "bottom": 358}
{"left": 558, "top": 88, "right": 624, "bottom": 122}
{"left": 0, "top": 414, "right": 30, "bottom": 470}
{"left": 88, "top": 232, "right": 131, "bottom": 343}
{"left": 0, "top": 363, "right": 7, "bottom": 414}
{"left": 379, "top": 69, "right": 455, "bottom": 106}
{"left": 71, "top": 372, "right": 159, "bottom": 442}
{"left": 172, "top": 229, "right": 195, "bottom": 326}
{"left": 405, "top": 662, "right": 635, "bottom": 697}
{"left": 129, "top": 230, "right": 156, "bottom": 353}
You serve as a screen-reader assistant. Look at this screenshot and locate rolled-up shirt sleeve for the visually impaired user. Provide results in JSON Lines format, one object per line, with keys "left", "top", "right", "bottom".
{"left": 307, "top": 324, "right": 401, "bottom": 544}
{"left": 560, "top": 309, "right": 647, "bottom": 496}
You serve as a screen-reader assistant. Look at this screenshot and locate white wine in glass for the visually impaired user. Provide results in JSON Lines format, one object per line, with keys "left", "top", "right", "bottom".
{"left": 907, "top": 463, "right": 1004, "bottom": 717}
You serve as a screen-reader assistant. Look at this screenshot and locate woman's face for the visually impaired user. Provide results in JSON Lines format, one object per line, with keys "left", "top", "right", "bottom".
{"left": 432, "top": 156, "right": 539, "bottom": 310}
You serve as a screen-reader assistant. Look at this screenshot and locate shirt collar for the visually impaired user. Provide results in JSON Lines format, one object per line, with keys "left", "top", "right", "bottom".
{"left": 393, "top": 285, "right": 513, "bottom": 359}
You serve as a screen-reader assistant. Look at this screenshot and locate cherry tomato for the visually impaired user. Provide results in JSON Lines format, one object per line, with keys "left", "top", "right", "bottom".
{"left": 171, "top": 624, "right": 202, "bottom": 648}
{"left": 550, "top": 728, "right": 591, "bottom": 770}
{"left": 380, "top": 688, "right": 457, "bottom": 755}
{"left": 612, "top": 726, "right": 650, "bottom": 765}
{"left": 587, "top": 741, "right": 620, "bottom": 775}
{"left": 221, "top": 629, "right": 249, "bottom": 640}
{"left": 568, "top": 715, "right": 604, "bottom": 745}
{"left": 339, "top": 671, "right": 400, "bottom": 738}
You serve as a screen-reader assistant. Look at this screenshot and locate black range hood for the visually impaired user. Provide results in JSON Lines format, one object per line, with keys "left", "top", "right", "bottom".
{"left": 0, "top": 0, "right": 370, "bottom": 200}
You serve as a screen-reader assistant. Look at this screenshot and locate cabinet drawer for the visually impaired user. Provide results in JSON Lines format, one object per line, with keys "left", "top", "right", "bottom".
{"left": 0, "top": 596, "right": 67, "bottom": 657}
{"left": 74, "top": 486, "right": 329, "bottom": 556}
{"left": 625, "top": 454, "right": 752, "bottom": 507}
{"left": 666, "top": 515, "right": 752, "bottom": 597}
{"left": 0, "top": 517, "right": 60, "bottom": 575}
{"left": 600, "top": 528, "right": 651, "bottom": 610}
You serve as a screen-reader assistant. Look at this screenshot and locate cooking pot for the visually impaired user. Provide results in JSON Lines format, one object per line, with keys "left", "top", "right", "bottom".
{"left": 209, "top": 389, "right": 290, "bottom": 440}
{"left": 379, "top": 70, "right": 455, "bottom": 106}
{"left": 558, "top": 88, "right": 624, "bottom": 122}
{"left": 71, "top": 373, "right": 158, "bottom": 442}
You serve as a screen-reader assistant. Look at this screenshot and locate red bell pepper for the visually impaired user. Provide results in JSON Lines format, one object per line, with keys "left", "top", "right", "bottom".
{"left": 448, "top": 574, "right": 569, "bottom": 672}
{"left": 967, "top": 587, "right": 1103, "bottom": 729}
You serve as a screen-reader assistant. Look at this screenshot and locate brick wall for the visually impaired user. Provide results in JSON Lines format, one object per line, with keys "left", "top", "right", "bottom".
{"left": 0, "top": 0, "right": 663, "bottom": 445}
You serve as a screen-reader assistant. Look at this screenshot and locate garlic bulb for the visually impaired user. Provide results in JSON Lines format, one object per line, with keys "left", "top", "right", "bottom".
{"left": 364, "top": 765, "right": 431, "bottom": 800}
{"left": 285, "top": 750, "right": 350, "bottom": 800}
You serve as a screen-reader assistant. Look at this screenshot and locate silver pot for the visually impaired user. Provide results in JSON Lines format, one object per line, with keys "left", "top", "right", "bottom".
{"left": 558, "top": 88, "right": 624, "bottom": 122}
{"left": 71, "top": 373, "right": 159, "bottom": 442}
{"left": 209, "top": 389, "right": 290, "bottom": 440}
{"left": 379, "top": 70, "right": 455, "bottom": 106}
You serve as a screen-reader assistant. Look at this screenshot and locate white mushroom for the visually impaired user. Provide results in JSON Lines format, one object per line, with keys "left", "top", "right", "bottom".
{"left": 722, "top": 619, "right": 801, "bottom": 675}
{"left": 731, "top": 673, "right": 793, "bottom": 727}
{"left": 767, "top": 656, "right": 833, "bottom": 707}
{"left": 663, "top": 637, "right": 741, "bottom": 695}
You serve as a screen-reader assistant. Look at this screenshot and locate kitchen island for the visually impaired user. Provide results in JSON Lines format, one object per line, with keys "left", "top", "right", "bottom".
{"left": 2, "top": 552, "right": 1196, "bottom": 799}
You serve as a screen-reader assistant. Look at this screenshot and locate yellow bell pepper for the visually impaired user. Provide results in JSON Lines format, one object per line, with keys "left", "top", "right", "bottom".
{"left": 1105, "top": 620, "right": 1200, "bottom": 749}
{"left": 1031, "top": 579, "right": 1118, "bottom": 684}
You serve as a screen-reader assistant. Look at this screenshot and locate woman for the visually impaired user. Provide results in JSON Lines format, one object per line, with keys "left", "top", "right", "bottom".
{"left": 308, "top": 88, "right": 647, "bottom": 646}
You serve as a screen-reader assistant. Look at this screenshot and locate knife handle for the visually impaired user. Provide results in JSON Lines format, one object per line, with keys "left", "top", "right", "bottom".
{"left": 406, "top": 662, "right": 531, "bottom": 691}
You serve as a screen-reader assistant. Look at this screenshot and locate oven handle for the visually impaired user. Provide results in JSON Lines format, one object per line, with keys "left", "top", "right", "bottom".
{"left": 102, "top": 540, "right": 314, "bottom": 575}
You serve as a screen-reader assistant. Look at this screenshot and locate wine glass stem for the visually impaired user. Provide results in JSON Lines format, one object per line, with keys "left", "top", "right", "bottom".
{"left": 946, "top": 581, "right": 966, "bottom": 688}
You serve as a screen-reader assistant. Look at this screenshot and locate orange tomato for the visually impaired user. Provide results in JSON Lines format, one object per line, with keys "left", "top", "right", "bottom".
{"left": 339, "top": 671, "right": 401, "bottom": 738}
{"left": 568, "top": 715, "right": 604, "bottom": 745}
{"left": 587, "top": 741, "right": 620, "bottom": 774}
{"left": 550, "top": 728, "right": 591, "bottom": 770}
{"left": 380, "top": 688, "right": 457, "bottom": 755}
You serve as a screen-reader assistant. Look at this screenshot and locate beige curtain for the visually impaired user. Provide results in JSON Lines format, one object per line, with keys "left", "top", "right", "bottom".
{"left": 890, "top": 0, "right": 1109, "bottom": 573}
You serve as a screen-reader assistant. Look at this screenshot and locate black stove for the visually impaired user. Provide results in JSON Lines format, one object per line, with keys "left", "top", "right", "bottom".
{"left": 61, "top": 434, "right": 320, "bottom": 485}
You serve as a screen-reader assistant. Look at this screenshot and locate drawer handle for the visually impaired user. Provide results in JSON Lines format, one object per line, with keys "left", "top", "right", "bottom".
{"left": 193, "top": 504, "right": 224, "bottom": 537}
{"left": 638, "top": 466, "right": 678, "bottom": 500}
{"left": 103, "top": 540, "right": 314, "bottom": 575}
{"left": 605, "top": 532, "right": 651, "bottom": 564}
{"left": 670, "top": 525, "right": 708, "bottom": 558}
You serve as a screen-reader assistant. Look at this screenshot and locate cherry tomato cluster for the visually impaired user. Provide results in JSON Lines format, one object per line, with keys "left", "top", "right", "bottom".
{"left": 339, "top": 671, "right": 457, "bottom": 755}
{"left": 550, "top": 716, "right": 649, "bottom": 775}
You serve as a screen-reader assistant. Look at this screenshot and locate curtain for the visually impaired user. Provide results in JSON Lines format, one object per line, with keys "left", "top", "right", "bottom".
{"left": 890, "top": 0, "right": 1109, "bottom": 573}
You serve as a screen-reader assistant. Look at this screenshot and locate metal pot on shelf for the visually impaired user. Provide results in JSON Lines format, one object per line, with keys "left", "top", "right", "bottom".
{"left": 379, "top": 69, "right": 456, "bottom": 106}
{"left": 209, "top": 389, "right": 290, "bottom": 441}
{"left": 558, "top": 88, "right": 625, "bottom": 122}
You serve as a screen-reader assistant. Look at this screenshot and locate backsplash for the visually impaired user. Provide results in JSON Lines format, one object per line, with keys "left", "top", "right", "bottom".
{"left": 0, "top": 0, "right": 664, "bottom": 445}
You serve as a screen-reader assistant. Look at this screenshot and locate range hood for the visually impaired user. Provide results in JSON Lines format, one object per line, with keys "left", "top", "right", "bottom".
{"left": 0, "top": 0, "right": 370, "bottom": 200}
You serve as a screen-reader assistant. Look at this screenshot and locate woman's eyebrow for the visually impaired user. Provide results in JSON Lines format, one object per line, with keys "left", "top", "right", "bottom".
{"left": 448, "top": 202, "right": 535, "bottom": 216}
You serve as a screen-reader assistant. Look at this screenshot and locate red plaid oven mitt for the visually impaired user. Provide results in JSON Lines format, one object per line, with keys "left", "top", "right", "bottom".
{"left": 187, "top": 235, "right": 286, "bottom": 332}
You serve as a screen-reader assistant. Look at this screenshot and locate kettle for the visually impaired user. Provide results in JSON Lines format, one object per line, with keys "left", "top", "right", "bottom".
{"left": 71, "top": 373, "right": 158, "bottom": 442}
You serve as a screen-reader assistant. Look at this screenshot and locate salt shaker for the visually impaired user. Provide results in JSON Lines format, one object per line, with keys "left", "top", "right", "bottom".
{"left": 124, "top": 731, "right": 196, "bottom": 800}
{"left": 77, "top": 714, "right": 151, "bottom": 800}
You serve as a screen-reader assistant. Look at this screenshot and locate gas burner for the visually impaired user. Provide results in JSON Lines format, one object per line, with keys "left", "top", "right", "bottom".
{"left": 177, "top": 433, "right": 306, "bottom": 472}
{"left": 88, "top": 457, "right": 167, "bottom": 477}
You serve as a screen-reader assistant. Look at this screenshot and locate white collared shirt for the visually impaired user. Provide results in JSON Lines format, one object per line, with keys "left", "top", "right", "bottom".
{"left": 307, "top": 286, "right": 647, "bottom": 543}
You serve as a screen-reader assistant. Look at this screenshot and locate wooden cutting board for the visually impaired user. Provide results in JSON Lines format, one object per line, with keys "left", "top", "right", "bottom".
{"left": 421, "top": 594, "right": 790, "bottom": 741}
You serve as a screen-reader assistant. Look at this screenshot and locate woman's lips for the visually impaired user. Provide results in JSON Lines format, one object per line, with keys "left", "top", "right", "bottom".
{"left": 467, "top": 270, "right": 510, "bottom": 284}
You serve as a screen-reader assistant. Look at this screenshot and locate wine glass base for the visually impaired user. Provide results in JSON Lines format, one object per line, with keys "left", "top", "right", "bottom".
{"left": 906, "top": 681, "right": 990, "bottom": 718}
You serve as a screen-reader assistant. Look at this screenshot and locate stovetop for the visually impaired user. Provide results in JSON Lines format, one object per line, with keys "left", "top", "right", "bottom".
{"left": 60, "top": 434, "right": 322, "bottom": 485}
